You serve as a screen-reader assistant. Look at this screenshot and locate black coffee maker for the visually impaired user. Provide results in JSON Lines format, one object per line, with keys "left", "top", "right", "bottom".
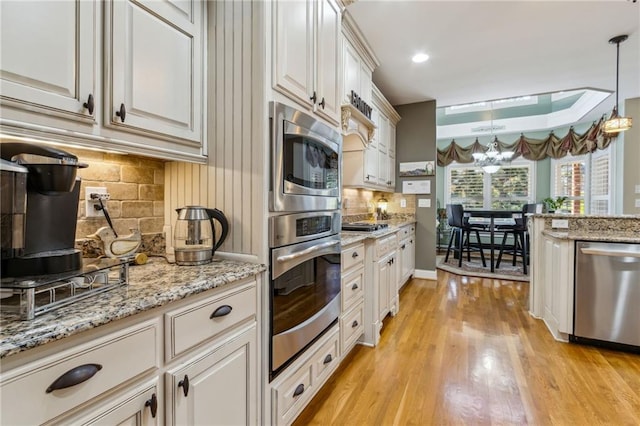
{"left": 1, "top": 142, "right": 87, "bottom": 278}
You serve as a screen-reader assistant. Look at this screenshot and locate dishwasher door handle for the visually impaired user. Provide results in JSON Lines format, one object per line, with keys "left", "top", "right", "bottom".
{"left": 580, "top": 247, "right": 640, "bottom": 258}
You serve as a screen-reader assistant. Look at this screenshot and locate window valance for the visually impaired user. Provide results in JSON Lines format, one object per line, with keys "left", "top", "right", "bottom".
{"left": 437, "top": 116, "right": 615, "bottom": 167}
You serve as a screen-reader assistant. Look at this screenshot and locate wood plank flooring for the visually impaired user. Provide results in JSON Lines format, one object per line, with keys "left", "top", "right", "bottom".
{"left": 293, "top": 271, "right": 640, "bottom": 425}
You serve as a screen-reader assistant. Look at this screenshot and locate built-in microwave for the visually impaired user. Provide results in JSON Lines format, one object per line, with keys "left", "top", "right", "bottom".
{"left": 269, "top": 102, "right": 342, "bottom": 212}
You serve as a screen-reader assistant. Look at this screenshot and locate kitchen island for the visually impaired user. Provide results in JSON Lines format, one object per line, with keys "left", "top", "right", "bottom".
{"left": 529, "top": 214, "right": 640, "bottom": 342}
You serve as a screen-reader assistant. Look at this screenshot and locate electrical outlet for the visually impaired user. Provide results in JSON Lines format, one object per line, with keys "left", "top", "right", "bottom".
{"left": 636, "top": 185, "right": 640, "bottom": 194}
{"left": 635, "top": 199, "right": 640, "bottom": 208}
{"left": 85, "top": 187, "right": 109, "bottom": 218}
{"left": 400, "top": 198, "right": 407, "bottom": 208}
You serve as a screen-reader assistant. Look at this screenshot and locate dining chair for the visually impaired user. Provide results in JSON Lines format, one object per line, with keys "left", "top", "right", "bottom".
{"left": 444, "top": 204, "right": 486, "bottom": 267}
{"left": 495, "top": 203, "right": 540, "bottom": 273}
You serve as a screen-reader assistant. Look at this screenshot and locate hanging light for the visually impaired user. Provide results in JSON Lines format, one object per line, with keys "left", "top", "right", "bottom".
{"left": 603, "top": 34, "right": 633, "bottom": 134}
{"left": 472, "top": 105, "right": 514, "bottom": 173}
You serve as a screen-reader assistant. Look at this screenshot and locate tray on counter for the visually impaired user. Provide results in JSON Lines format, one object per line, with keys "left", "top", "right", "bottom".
{"left": 0, "top": 258, "right": 129, "bottom": 320}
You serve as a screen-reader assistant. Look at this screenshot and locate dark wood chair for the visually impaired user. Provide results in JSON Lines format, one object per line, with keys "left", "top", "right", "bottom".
{"left": 495, "top": 203, "right": 540, "bottom": 274}
{"left": 444, "top": 204, "right": 486, "bottom": 267}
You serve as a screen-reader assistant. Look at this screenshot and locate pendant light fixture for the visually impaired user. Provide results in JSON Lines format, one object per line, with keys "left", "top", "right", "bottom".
{"left": 603, "top": 34, "right": 633, "bottom": 134}
{"left": 472, "top": 104, "right": 513, "bottom": 173}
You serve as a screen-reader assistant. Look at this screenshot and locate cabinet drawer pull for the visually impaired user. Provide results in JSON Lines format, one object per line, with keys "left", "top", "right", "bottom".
{"left": 351, "top": 252, "right": 359, "bottom": 258}
{"left": 210, "top": 305, "right": 232, "bottom": 319}
{"left": 46, "top": 363, "right": 102, "bottom": 393}
{"left": 352, "top": 320, "right": 359, "bottom": 328}
{"left": 319, "top": 97, "right": 325, "bottom": 109}
{"left": 293, "top": 384, "right": 305, "bottom": 397}
{"left": 323, "top": 354, "right": 333, "bottom": 364}
{"left": 310, "top": 91, "right": 317, "bottom": 104}
{"left": 145, "top": 393, "right": 158, "bottom": 418}
{"left": 351, "top": 283, "right": 359, "bottom": 291}
{"left": 178, "top": 374, "right": 190, "bottom": 397}
{"left": 115, "top": 103, "right": 126, "bottom": 122}
{"left": 401, "top": 244, "right": 406, "bottom": 250}
{"left": 83, "top": 93, "right": 94, "bottom": 115}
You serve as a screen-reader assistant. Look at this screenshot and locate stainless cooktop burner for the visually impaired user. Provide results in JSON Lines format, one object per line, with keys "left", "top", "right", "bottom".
{"left": 341, "top": 222, "right": 389, "bottom": 232}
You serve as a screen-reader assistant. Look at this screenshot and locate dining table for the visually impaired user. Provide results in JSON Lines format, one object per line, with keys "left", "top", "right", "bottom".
{"left": 465, "top": 209, "right": 521, "bottom": 273}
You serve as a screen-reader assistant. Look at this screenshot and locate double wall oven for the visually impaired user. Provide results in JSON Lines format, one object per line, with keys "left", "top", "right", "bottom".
{"left": 269, "top": 102, "right": 342, "bottom": 378}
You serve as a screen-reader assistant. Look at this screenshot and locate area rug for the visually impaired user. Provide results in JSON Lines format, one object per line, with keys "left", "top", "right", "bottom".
{"left": 436, "top": 255, "right": 530, "bottom": 282}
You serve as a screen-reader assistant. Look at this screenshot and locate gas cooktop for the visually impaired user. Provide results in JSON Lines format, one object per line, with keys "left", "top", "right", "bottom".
{"left": 341, "top": 222, "right": 389, "bottom": 232}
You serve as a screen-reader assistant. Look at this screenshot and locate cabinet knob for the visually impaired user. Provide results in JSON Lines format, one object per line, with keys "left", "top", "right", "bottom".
{"left": 351, "top": 283, "right": 359, "bottom": 290}
{"left": 352, "top": 252, "right": 359, "bottom": 258}
{"left": 323, "top": 354, "right": 333, "bottom": 365}
{"left": 293, "top": 383, "right": 305, "bottom": 397}
{"left": 352, "top": 320, "right": 359, "bottom": 328}
{"left": 46, "top": 363, "right": 102, "bottom": 393}
{"left": 401, "top": 244, "right": 406, "bottom": 250}
{"left": 319, "top": 97, "right": 325, "bottom": 109}
{"left": 178, "top": 374, "right": 190, "bottom": 397}
{"left": 115, "top": 103, "right": 126, "bottom": 122}
{"left": 145, "top": 393, "right": 158, "bottom": 418}
{"left": 83, "top": 94, "right": 94, "bottom": 115}
{"left": 310, "top": 91, "right": 317, "bottom": 104}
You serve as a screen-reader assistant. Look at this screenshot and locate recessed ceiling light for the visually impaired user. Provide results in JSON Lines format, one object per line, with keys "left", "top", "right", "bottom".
{"left": 412, "top": 53, "right": 429, "bottom": 63}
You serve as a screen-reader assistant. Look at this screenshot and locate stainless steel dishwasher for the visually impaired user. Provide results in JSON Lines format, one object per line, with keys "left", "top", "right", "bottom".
{"left": 573, "top": 241, "right": 640, "bottom": 350}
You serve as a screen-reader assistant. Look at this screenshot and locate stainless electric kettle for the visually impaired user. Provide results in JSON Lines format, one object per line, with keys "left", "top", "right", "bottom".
{"left": 174, "top": 206, "right": 229, "bottom": 265}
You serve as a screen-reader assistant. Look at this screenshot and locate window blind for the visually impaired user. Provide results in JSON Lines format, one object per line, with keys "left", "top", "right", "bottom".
{"left": 590, "top": 152, "right": 610, "bottom": 214}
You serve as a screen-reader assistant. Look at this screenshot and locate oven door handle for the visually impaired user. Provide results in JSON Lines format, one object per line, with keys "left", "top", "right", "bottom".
{"left": 276, "top": 241, "right": 340, "bottom": 263}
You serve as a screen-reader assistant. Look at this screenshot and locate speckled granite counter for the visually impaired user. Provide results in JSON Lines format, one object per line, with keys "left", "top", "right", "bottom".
{"left": 0, "top": 258, "right": 266, "bottom": 359}
{"left": 534, "top": 214, "right": 639, "bottom": 243}
{"left": 542, "top": 229, "right": 640, "bottom": 243}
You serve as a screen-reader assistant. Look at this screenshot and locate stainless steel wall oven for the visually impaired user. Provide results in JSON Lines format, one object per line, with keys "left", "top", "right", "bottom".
{"left": 269, "top": 211, "right": 341, "bottom": 378}
{"left": 269, "top": 102, "right": 341, "bottom": 212}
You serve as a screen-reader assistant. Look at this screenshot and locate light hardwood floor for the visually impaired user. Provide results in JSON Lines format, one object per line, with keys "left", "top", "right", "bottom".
{"left": 293, "top": 271, "right": 640, "bottom": 425}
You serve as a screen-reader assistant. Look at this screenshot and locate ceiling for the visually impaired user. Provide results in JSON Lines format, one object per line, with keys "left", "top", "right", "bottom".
{"left": 346, "top": 0, "right": 640, "bottom": 137}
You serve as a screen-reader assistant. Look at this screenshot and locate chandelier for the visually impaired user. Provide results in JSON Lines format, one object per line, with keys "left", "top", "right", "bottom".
{"left": 603, "top": 35, "right": 633, "bottom": 134}
{"left": 472, "top": 106, "right": 513, "bottom": 173}
{"left": 472, "top": 138, "right": 513, "bottom": 174}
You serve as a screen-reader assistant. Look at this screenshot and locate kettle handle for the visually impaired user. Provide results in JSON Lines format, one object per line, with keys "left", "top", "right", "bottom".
{"left": 205, "top": 208, "right": 229, "bottom": 252}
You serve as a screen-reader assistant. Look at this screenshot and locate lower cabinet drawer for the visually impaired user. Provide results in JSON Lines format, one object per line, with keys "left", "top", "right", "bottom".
{"left": 165, "top": 280, "right": 256, "bottom": 359}
{"left": 340, "top": 302, "right": 364, "bottom": 355}
{"left": 274, "top": 364, "right": 313, "bottom": 424}
{"left": 272, "top": 325, "right": 340, "bottom": 426}
{"left": 0, "top": 319, "right": 159, "bottom": 425}
{"left": 311, "top": 329, "right": 340, "bottom": 384}
{"left": 341, "top": 266, "right": 364, "bottom": 311}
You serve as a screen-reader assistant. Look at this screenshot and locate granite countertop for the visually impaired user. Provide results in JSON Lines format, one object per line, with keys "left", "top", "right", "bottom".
{"left": 534, "top": 213, "right": 640, "bottom": 219}
{"left": 542, "top": 229, "right": 640, "bottom": 243}
{"left": 0, "top": 258, "right": 266, "bottom": 359}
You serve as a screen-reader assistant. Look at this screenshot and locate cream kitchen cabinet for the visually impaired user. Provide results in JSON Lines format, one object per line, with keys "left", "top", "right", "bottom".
{"left": 166, "top": 324, "right": 256, "bottom": 426}
{"left": 270, "top": 325, "right": 340, "bottom": 426}
{"left": 398, "top": 224, "right": 416, "bottom": 289}
{"left": 0, "top": 318, "right": 161, "bottom": 425}
{"left": 105, "top": 0, "right": 205, "bottom": 145}
{"left": 542, "top": 233, "right": 574, "bottom": 341}
{"left": 57, "top": 378, "right": 162, "bottom": 425}
{"left": 0, "top": 275, "right": 259, "bottom": 426}
{"left": 0, "top": 0, "right": 206, "bottom": 162}
{"left": 272, "top": 0, "right": 341, "bottom": 126}
{"left": 0, "top": 0, "right": 97, "bottom": 123}
{"left": 340, "top": 242, "right": 365, "bottom": 356}
{"left": 362, "top": 233, "right": 398, "bottom": 346}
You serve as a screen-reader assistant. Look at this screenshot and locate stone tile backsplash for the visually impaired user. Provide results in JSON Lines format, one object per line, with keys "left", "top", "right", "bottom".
{"left": 67, "top": 148, "right": 166, "bottom": 254}
{"left": 342, "top": 188, "right": 416, "bottom": 221}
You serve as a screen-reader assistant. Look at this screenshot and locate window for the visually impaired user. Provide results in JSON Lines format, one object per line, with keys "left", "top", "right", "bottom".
{"left": 551, "top": 146, "right": 612, "bottom": 214}
{"left": 446, "top": 159, "right": 534, "bottom": 210}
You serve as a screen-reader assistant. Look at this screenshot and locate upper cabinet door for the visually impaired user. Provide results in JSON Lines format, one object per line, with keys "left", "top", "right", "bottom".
{"left": 0, "top": 0, "right": 96, "bottom": 122}
{"left": 107, "top": 0, "right": 203, "bottom": 145}
{"left": 314, "top": 0, "right": 341, "bottom": 125}
{"left": 342, "top": 42, "right": 361, "bottom": 106}
{"left": 272, "top": 0, "right": 314, "bottom": 109}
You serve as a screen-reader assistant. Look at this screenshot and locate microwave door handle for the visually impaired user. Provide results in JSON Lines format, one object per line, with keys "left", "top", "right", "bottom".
{"left": 276, "top": 241, "right": 340, "bottom": 263}
{"left": 580, "top": 248, "right": 640, "bottom": 258}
